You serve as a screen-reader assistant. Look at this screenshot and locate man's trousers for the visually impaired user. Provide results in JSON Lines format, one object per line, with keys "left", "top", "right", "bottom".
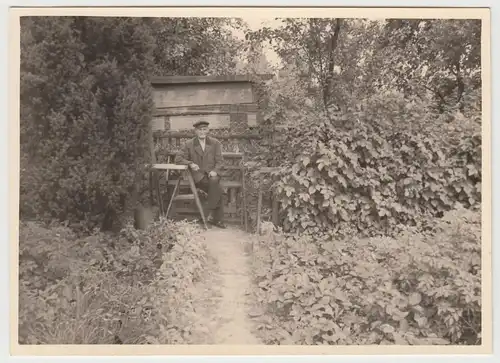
{"left": 195, "top": 174, "right": 224, "bottom": 222}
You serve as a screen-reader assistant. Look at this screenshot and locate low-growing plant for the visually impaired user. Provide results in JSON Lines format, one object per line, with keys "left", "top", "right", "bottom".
{"left": 142, "top": 219, "right": 211, "bottom": 344}
{"left": 18, "top": 218, "right": 209, "bottom": 345}
{"left": 250, "top": 207, "right": 481, "bottom": 345}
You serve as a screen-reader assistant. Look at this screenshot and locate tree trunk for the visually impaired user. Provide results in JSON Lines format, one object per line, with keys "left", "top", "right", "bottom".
{"left": 322, "top": 19, "right": 342, "bottom": 117}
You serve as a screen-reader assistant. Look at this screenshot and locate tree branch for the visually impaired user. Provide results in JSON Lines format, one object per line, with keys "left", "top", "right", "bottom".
{"left": 307, "top": 19, "right": 323, "bottom": 81}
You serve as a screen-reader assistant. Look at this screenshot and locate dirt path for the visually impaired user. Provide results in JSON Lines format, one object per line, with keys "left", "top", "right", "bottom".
{"left": 190, "top": 227, "right": 260, "bottom": 345}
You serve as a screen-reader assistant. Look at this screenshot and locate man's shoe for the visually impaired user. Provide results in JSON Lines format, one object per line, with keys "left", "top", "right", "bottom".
{"left": 196, "top": 218, "right": 210, "bottom": 227}
{"left": 209, "top": 220, "right": 226, "bottom": 229}
{"left": 197, "top": 189, "right": 208, "bottom": 199}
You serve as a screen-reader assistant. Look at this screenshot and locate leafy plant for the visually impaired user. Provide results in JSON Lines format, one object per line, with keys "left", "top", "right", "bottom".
{"left": 18, "top": 218, "right": 209, "bottom": 345}
{"left": 244, "top": 19, "right": 481, "bottom": 237}
{"left": 249, "top": 74, "right": 481, "bottom": 237}
{"left": 19, "top": 16, "right": 245, "bottom": 233}
{"left": 250, "top": 207, "right": 481, "bottom": 345}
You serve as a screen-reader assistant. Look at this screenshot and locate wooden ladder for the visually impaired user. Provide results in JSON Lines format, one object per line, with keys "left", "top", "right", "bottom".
{"left": 162, "top": 152, "right": 249, "bottom": 231}
{"left": 149, "top": 163, "right": 208, "bottom": 230}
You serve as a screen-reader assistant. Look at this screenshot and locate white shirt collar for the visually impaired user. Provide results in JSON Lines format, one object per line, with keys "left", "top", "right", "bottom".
{"left": 198, "top": 137, "right": 206, "bottom": 150}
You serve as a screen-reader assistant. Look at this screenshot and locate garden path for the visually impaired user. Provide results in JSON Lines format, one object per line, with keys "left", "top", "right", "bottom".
{"left": 189, "top": 227, "right": 261, "bottom": 345}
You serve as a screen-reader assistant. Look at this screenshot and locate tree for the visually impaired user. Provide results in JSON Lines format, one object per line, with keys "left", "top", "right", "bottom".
{"left": 247, "top": 18, "right": 481, "bottom": 119}
{"left": 20, "top": 17, "right": 156, "bottom": 232}
{"left": 236, "top": 38, "right": 274, "bottom": 74}
{"left": 370, "top": 19, "right": 481, "bottom": 114}
{"left": 244, "top": 18, "right": 481, "bottom": 234}
{"left": 149, "top": 17, "right": 245, "bottom": 76}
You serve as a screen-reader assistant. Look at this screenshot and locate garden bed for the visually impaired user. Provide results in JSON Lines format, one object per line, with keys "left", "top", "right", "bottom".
{"left": 249, "top": 207, "right": 481, "bottom": 345}
{"left": 18, "top": 218, "right": 209, "bottom": 344}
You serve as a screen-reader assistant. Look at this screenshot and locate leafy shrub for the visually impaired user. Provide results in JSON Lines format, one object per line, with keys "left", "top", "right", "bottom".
{"left": 250, "top": 207, "right": 481, "bottom": 345}
{"left": 266, "top": 110, "right": 480, "bottom": 236}
{"left": 248, "top": 67, "right": 481, "bottom": 237}
{"left": 18, "top": 218, "right": 209, "bottom": 344}
{"left": 143, "top": 220, "right": 211, "bottom": 344}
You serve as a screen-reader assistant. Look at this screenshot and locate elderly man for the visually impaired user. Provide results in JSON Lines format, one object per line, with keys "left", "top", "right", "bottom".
{"left": 175, "top": 120, "right": 226, "bottom": 228}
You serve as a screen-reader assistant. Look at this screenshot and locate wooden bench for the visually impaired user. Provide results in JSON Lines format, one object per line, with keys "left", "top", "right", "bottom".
{"left": 166, "top": 179, "right": 243, "bottom": 188}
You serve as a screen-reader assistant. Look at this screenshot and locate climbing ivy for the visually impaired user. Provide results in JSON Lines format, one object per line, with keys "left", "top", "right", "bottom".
{"left": 248, "top": 72, "right": 481, "bottom": 237}
{"left": 272, "top": 118, "right": 480, "bottom": 236}
{"left": 244, "top": 18, "right": 482, "bottom": 237}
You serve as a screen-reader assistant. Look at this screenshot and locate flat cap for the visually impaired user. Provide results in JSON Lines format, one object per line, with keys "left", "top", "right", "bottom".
{"left": 193, "top": 120, "right": 209, "bottom": 128}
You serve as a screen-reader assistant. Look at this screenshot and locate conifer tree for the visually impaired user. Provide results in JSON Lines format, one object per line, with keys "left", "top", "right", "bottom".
{"left": 20, "top": 17, "right": 155, "bottom": 232}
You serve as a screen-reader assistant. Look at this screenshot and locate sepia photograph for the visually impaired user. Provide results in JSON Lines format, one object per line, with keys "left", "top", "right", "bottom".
{"left": 10, "top": 6, "right": 491, "bottom": 356}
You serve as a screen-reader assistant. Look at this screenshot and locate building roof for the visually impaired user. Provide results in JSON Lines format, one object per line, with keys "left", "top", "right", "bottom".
{"left": 151, "top": 74, "right": 273, "bottom": 86}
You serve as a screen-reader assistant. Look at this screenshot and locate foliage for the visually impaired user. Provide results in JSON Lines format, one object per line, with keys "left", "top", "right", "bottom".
{"left": 150, "top": 17, "right": 245, "bottom": 76}
{"left": 20, "top": 17, "right": 156, "bottom": 232}
{"left": 373, "top": 19, "right": 481, "bottom": 113}
{"left": 248, "top": 18, "right": 481, "bottom": 114}
{"left": 250, "top": 207, "right": 481, "bottom": 345}
{"left": 18, "top": 218, "right": 209, "bottom": 344}
{"left": 236, "top": 35, "right": 275, "bottom": 74}
{"left": 245, "top": 19, "right": 482, "bottom": 236}
{"left": 20, "top": 17, "right": 245, "bottom": 232}
{"left": 248, "top": 83, "right": 481, "bottom": 236}
{"left": 140, "top": 220, "right": 210, "bottom": 344}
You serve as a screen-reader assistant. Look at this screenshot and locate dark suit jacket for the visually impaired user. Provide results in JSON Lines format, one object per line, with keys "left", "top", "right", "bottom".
{"left": 175, "top": 136, "right": 223, "bottom": 183}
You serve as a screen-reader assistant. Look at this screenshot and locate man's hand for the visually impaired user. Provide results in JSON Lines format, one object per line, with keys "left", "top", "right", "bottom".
{"left": 208, "top": 170, "right": 218, "bottom": 178}
{"left": 189, "top": 163, "right": 200, "bottom": 171}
